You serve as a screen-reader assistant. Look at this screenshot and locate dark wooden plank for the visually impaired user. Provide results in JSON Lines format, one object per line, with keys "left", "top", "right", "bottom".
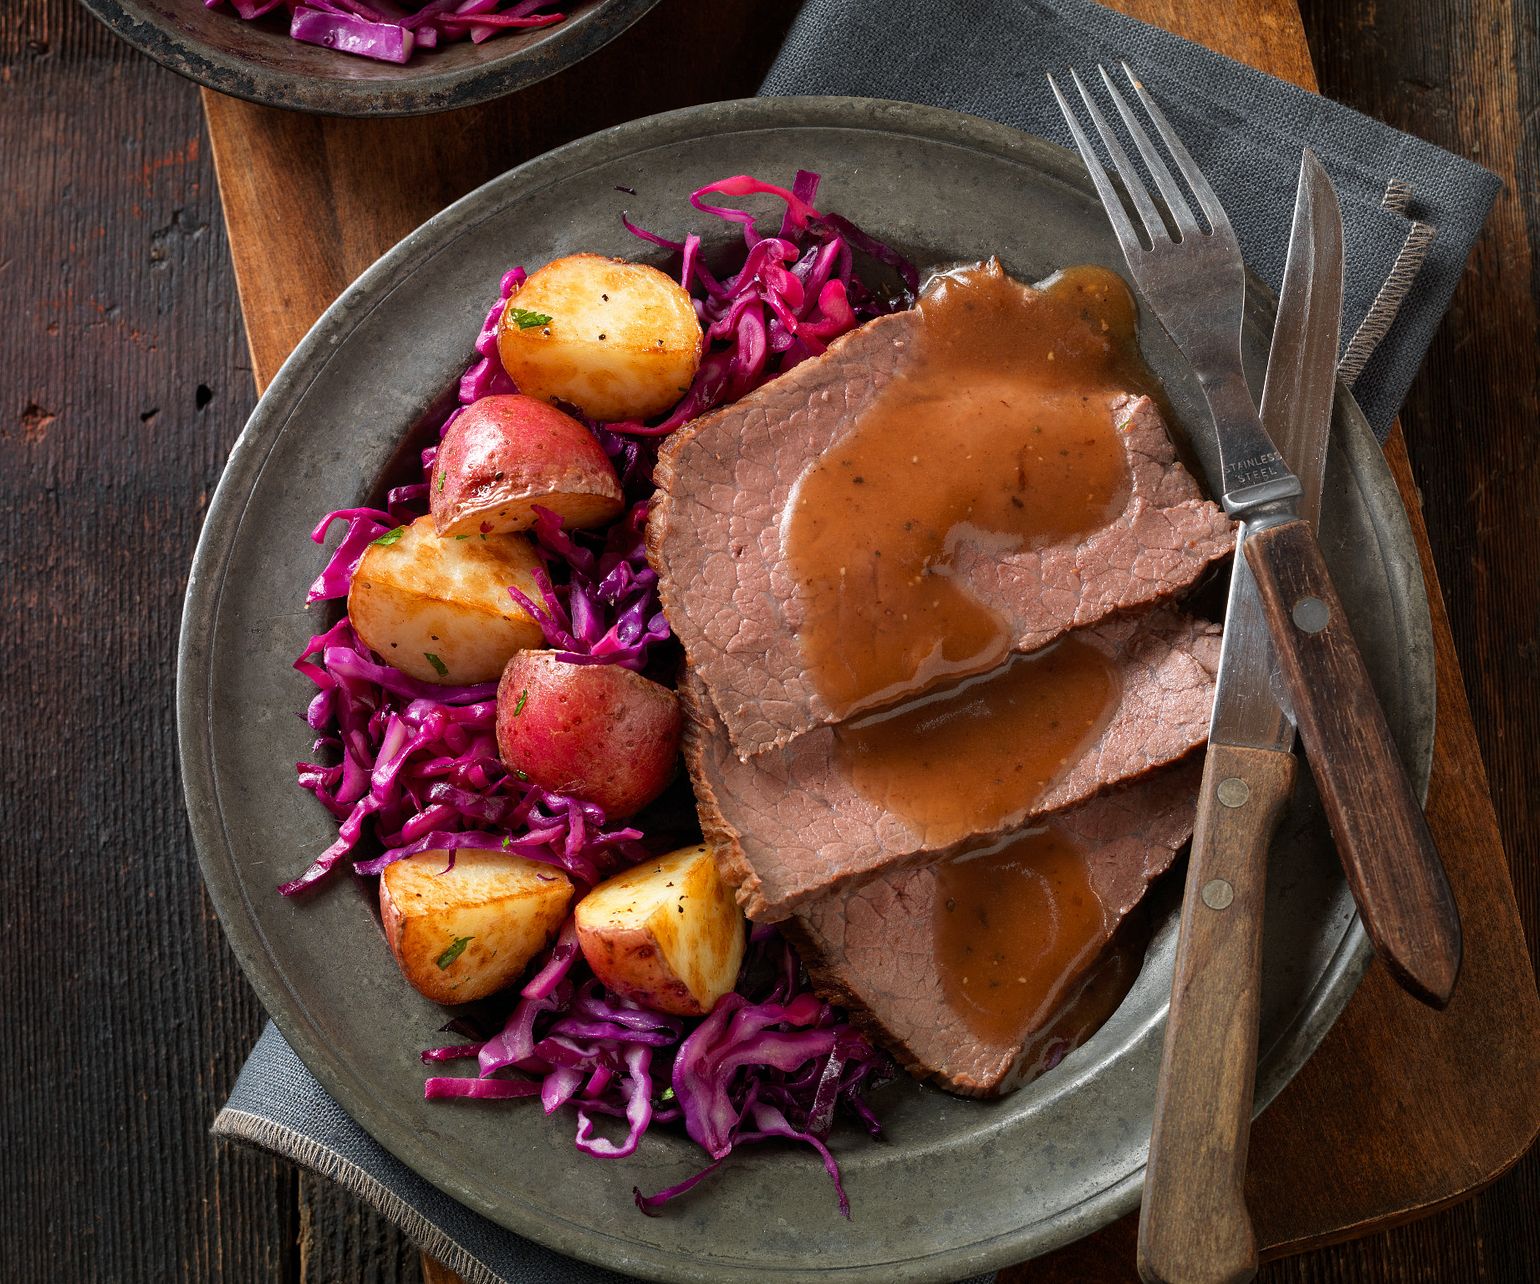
{"left": 299, "top": 1173, "right": 423, "bottom": 1284}
{"left": 0, "top": 1, "right": 296, "bottom": 1280}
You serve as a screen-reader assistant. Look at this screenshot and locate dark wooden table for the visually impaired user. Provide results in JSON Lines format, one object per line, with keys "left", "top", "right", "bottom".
{"left": 3, "top": 1, "right": 1535, "bottom": 1280}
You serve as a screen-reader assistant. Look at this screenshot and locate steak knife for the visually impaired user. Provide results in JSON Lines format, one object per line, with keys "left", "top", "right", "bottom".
{"left": 1139, "top": 151, "right": 1444, "bottom": 1284}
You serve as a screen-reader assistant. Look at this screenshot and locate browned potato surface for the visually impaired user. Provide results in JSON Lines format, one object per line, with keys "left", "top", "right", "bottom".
{"left": 575, "top": 844, "right": 746, "bottom": 1016}
{"left": 380, "top": 848, "right": 574, "bottom": 1004}
{"left": 348, "top": 515, "right": 545, "bottom": 685}
{"left": 496, "top": 254, "right": 703, "bottom": 422}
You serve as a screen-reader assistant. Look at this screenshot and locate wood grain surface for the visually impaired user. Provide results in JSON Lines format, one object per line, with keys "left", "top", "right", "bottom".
{"left": 1139, "top": 744, "right": 1295, "bottom": 1284}
{"left": 3, "top": 1, "right": 1537, "bottom": 1283}
{"left": 1245, "top": 516, "right": 1461, "bottom": 1008}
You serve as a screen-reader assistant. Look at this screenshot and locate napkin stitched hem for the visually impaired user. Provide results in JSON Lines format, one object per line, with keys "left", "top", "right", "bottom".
{"left": 215, "top": 1106, "right": 503, "bottom": 1284}
{"left": 1339, "top": 186, "right": 1436, "bottom": 385}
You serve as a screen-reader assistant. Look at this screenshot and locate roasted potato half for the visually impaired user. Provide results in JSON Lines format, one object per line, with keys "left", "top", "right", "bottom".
{"left": 575, "top": 844, "right": 746, "bottom": 1016}
{"left": 497, "top": 253, "right": 703, "bottom": 422}
{"left": 348, "top": 515, "right": 544, "bottom": 685}
{"left": 381, "top": 848, "right": 574, "bottom": 1004}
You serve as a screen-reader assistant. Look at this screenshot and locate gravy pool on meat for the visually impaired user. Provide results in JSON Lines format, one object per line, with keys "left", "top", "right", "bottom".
{"left": 934, "top": 825, "right": 1147, "bottom": 1066}
{"left": 785, "top": 260, "right": 1176, "bottom": 1080}
{"left": 832, "top": 633, "right": 1119, "bottom": 835}
{"left": 782, "top": 260, "right": 1156, "bottom": 719}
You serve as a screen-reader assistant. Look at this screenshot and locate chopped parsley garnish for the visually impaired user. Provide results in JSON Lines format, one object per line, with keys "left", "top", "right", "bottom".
{"left": 424, "top": 652, "right": 448, "bottom": 677}
{"left": 436, "top": 936, "right": 472, "bottom": 969}
{"left": 436, "top": 468, "right": 446, "bottom": 493}
{"left": 512, "top": 767, "right": 528, "bottom": 781}
{"left": 507, "top": 307, "right": 553, "bottom": 330}
{"left": 659, "top": 1086, "right": 676, "bottom": 1103}
{"left": 513, "top": 689, "right": 528, "bottom": 716}
{"left": 370, "top": 526, "right": 406, "bottom": 547}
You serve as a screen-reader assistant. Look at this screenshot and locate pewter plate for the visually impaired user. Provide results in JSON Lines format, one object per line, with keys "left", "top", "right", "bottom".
{"left": 178, "top": 98, "right": 1434, "bottom": 1282}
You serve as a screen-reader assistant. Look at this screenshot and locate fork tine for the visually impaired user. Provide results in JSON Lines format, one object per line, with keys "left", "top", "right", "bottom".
{"left": 1068, "top": 68, "right": 1171, "bottom": 247}
{"left": 1097, "top": 64, "right": 1202, "bottom": 239}
{"left": 1121, "top": 62, "right": 1235, "bottom": 240}
{"left": 1047, "top": 72, "right": 1147, "bottom": 264}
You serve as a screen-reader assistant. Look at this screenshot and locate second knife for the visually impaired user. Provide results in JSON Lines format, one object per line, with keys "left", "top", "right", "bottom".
{"left": 1139, "top": 149, "right": 1340, "bottom": 1284}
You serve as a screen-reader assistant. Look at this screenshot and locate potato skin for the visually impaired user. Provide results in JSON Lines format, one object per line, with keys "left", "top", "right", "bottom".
{"left": 496, "top": 254, "right": 703, "bottom": 422}
{"left": 380, "top": 848, "right": 574, "bottom": 1004}
{"left": 430, "top": 394, "right": 623, "bottom": 539}
{"left": 496, "top": 651, "right": 682, "bottom": 817}
{"left": 348, "top": 515, "right": 545, "bottom": 685}
{"left": 575, "top": 844, "right": 746, "bottom": 1015}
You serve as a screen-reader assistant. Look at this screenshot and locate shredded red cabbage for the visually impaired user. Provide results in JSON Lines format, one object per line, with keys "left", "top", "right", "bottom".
{"left": 423, "top": 926, "right": 893, "bottom": 1209}
{"left": 506, "top": 502, "right": 671, "bottom": 673}
{"left": 205, "top": 1, "right": 564, "bottom": 63}
{"left": 609, "top": 170, "right": 917, "bottom": 438}
{"left": 290, "top": 170, "right": 910, "bottom": 1212}
{"left": 283, "top": 615, "right": 643, "bottom": 895}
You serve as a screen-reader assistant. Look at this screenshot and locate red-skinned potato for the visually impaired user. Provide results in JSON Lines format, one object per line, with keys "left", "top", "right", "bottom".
{"left": 575, "top": 844, "right": 746, "bottom": 1016}
{"left": 496, "top": 651, "right": 682, "bottom": 817}
{"left": 496, "top": 254, "right": 703, "bottom": 422}
{"left": 429, "top": 394, "right": 623, "bottom": 538}
{"left": 380, "top": 848, "right": 574, "bottom": 1004}
{"left": 348, "top": 515, "right": 545, "bottom": 685}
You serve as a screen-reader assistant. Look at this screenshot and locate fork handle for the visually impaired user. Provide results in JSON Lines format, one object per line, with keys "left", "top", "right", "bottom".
{"left": 1138, "top": 743, "right": 1292, "bottom": 1284}
{"left": 1244, "top": 517, "right": 1461, "bottom": 1007}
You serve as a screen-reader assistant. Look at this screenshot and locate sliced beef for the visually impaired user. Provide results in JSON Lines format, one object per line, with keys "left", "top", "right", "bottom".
{"left": 649, "top": 289, "right": 1233, "bottom": 761}
{"left": 786, "top": 762, "right": 1201, "bottom": 1097}
{"left": 685, "top": 606, "right": 1221, "bottom": 921}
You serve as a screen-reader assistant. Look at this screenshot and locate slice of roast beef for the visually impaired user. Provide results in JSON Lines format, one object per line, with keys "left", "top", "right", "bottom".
{"left": 685, "top": 605, "right": 1220, "bottom": 921}
{"left": 785, "top": 761, "right": 1201, "bottom": 1098}
{"left": 648, "top": 276, "right": 1233, "bottom": 761}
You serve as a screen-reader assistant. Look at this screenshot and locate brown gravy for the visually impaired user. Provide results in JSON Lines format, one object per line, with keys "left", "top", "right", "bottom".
{"left": 784, "top": 260, "right": 1153, "bottom": 718}
{"left": 935, "top": 827, "right": 1108, "bottom": 1045}
{"left": 832, "top": 634, "right": 1119, "bottom": 835}
{"left": 1019, "top": 924, "right": 1147, "bottom": 1081}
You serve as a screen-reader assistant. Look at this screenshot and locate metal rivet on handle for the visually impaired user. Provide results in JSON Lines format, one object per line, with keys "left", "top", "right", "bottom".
{"left": 1292, "top": 595, "right": 1330, "bottom": 633}
{"left": 1217, "top": 777, "right": 1250, "bottom": 808}
{"left": 1202, "top": 879, "right": 1235, "bottom": 910}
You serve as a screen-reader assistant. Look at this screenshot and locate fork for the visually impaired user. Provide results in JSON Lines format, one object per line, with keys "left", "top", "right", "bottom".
{"left": 1053, "top": 61, "right": 1461, "bottom": 1284}
{"left": 1050, "top": 65, "right": 1299, "bottom": 515}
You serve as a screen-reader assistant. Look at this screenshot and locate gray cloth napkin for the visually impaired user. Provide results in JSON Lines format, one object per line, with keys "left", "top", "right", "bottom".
{"left": 763, "top": 0, "right": 1500, "bottom": 439}
{"left": 215, "top": 4, "right": 1500, "bottom": 1281}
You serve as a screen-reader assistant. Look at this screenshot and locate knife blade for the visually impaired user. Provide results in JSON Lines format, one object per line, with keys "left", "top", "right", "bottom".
{"left": 1212, "top": 148, "right": 1339, "bottom": 757}
{"left": 1138, "top": 152, "right": 1338, "bottom": 1284}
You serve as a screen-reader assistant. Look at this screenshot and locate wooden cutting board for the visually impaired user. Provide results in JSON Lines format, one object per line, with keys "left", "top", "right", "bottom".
{"left": 198, "top": 0, "right": 1540, "bottom": 1276}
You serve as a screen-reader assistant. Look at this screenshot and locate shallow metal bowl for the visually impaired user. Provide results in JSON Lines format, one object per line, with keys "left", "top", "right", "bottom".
{"left": 78, "top": 0, "right": 658, "bottom": 116}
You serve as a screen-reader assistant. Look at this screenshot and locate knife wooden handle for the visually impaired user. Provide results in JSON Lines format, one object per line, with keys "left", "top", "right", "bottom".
{"left": 1244, "top": 517, "right": 1462, "bottom": 1007}
{"left": 1138, "top": 743, "right": 1293, "bottom": 1284}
